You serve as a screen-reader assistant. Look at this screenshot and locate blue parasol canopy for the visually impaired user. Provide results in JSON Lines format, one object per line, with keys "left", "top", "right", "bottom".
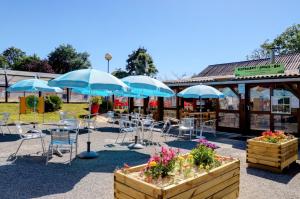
{"left": 122, "top": 75, "right": 174, "bottom": 97}
{"left": 177, "top": 84, "right": 224, "bottom": 99}
{"left": 7, "top": 79, "right": 63, "bottom": 93}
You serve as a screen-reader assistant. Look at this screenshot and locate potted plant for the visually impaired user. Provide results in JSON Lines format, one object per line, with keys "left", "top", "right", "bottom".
{"left": 247, "top": 130, "right": 298, "bottom": 172}
{"left": 114, "top": 140, "right": 240, "bottom": 199}
{"left": 90, "top": 96, "right": 102, "bottom": 114}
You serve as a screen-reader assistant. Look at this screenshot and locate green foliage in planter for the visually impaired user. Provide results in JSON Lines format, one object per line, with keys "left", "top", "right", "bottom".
{"left": 190, "top": 145, "right": 220, "bottom": 169}
{"left": 26, "top": 95, "right": 39, "bottom": 109}
{"left": 45, "top": 95, "right": 63, "bottom": 112}
{"left": 90, "top": 96, "right": 102, "bottom": 105}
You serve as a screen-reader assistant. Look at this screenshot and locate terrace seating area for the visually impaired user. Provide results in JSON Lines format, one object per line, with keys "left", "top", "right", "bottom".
{"left": 0, "top": 110, "right": 300, "bottom": 198}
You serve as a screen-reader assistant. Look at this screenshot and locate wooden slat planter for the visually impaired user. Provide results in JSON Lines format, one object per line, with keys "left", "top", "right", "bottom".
{"left": 247, "top": 137, "right": 298, "bottom": 173}
{"left": 114, "top": 159, "right": 240, "bottom": 199}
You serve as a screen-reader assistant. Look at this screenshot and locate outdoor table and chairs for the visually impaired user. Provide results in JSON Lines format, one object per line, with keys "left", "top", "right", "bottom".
{"left": 43, "top": 119, "right": 80, "bottom": 161}
{"left": 46, "top": 127, "right": 79, "bottom": 165}
{"left": 9, "top": 122, "right": 46, "bottom": 160}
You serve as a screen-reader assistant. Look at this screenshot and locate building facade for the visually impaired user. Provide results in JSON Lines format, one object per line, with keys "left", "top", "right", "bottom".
{"left": 164, "top": 53, "right": 300, "bottom": 137}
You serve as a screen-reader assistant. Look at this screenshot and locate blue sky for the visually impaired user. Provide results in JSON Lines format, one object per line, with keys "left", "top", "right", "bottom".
{"left": 0, "top": 0, "right": 299, "bottom": 80}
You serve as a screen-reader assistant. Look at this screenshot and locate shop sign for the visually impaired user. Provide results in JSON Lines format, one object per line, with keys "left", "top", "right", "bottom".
{"left": 234, "top": 64, "right": 284, "bottom": 77}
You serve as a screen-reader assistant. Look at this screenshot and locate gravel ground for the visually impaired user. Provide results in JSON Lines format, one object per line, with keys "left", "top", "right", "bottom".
{"left": 0, "top": 122, "right": 299, "bottom": 199}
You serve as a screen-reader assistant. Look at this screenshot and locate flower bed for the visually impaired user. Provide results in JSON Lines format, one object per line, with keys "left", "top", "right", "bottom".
{"left": 114, "top": 140, "right": 240, "bottom": 199}
{"left": 247, "top": 131, "right": 298, "bottom": 173}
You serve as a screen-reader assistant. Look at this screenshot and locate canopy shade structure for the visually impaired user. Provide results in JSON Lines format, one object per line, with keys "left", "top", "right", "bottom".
{"left": 7, "top": 79, "right": 63, "bottom": 93}
{"left": 48, "top": 68, "right": 129, "bottom": 159}
{"left": 48, "top": 68, "right": 128, "bottom": 92}
{"left": 177, "top": 84, "right": 224, "bottom": 99}
{"left": 177, "top": 84, "right": 224, "bottom": 139}
{"left": 122, "top": 75, "right": 175, "bottom": 97}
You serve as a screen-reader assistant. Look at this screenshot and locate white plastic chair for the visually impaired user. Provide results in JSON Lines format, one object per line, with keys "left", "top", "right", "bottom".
{"left": 60, "top": 119, "right": 80, "bottom": 151}
{"left": 115, "top": 119, "right": 137, "bottom": 144}
{"left": 197, "top": 119, "right": 217, "bottom": 138}
{"left": 82, "top": 114, "right": 98, "bottom": 129}
{"left": 10, "top": 122, "right": 46, "bottom": 159}
{"left": 146, "top": 119, "right": 172, "bottom": 145}
{"left": 107, "top": 111, "right": 116, "bottom": 126}
{"left": 178, "top": 117, "right": 195, "bottom": 140}
{"left": 0, "top": 112, "right": 11, "bottom": 135}
{"left": 46, "top": 128, "right": 78, "bottom": 165}
{"left": 59, "top": 111, "right": 75, "bottom": 120}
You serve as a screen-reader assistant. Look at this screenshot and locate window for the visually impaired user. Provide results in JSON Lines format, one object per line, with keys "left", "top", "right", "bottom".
{"left": 274, "top": 115, "right": 297, "bottom": 134}
{"left": 218, "top": 87, "right": 239, "bottom": 110}
{"left": 218, "top": 113, "right": 239, "bottom": 128}
{"left": 250, "top": 114, "right": 270, "bottom": 130}
{"left": 250, "top": 86, "right": 270, "bottom": 111}
{"left": 271, "top": 96, "right": 291, "bottom": 114}
{"left": 164, "top": 96, "right": 176, "bottom": 108}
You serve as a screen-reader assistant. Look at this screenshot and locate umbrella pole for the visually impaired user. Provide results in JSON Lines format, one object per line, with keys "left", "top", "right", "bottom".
{"left": 78, "top": 89, "right": 98, "bottom": 159}
{"left": 34, "top": 92, "right": 37, "bottom": 128}
{"left": 198, "top": 96, "right": 206, "bottom": 139}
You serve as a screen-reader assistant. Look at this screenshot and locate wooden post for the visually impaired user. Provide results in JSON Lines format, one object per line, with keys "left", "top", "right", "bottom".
{"left": 66, "top": 88, "right": 70, "bottom": 103}
{"left": 270, "top": 83, "right": 274, "bottom": 132}
{"left": 129, "top": 97, "right": 134, "bottom": 113}
{"left": 157, "top": 97, "right": 164, "bottom": 121}
{"left": 176, "top": 88, "right": 180, "bottom": 119}
{"left": 143, "top": 97, "right": 149, "bottom": 114}
{"left": 4, "top": 72, "right": 8, "bottom": 103}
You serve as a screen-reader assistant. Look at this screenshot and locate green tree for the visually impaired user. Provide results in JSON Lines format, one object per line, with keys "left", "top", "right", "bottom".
{"left": 48, "top": 44, "right": 91, "bottom": 74}
{"left": 247, "top": 24, "right": 300, "bottom": 60}
{"left": 0, "top": 55, "right": 8, "bottom": 69}
{"left": 2, "top": 47, "right": 26, "bottom": 68}
{"left": 13, "top": 54, "right": 40, "bottom": 71}
{"left": 125, "top": 47, "right": 158, "bottom": 76}
{"left": 111, "top": 68, "right": 129, "bottom": 78}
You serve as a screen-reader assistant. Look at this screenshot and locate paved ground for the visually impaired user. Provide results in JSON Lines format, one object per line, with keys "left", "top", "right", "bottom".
{"left": 0, "top": 122, "right": 299, "bottom": 199}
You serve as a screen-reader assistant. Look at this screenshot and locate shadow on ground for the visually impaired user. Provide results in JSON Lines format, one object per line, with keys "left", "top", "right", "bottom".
{"left": 0, "top": 150, "right": 150, "bottom": 198}
{"left": 0, "top": 134, "right": 21, "bottom": 142}
{"left": 246, "top": 161, "right": 300, "bottom": 184}
{"left": 165, "top": 132, "right": 246, "bottom": 151}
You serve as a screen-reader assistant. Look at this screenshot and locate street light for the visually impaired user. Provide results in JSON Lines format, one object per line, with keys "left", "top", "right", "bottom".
{"left": 104, "top": 53, "right": 112, "bottom": 111}
{"left": 105, "top": 53, "right": 112, "bottom": 73}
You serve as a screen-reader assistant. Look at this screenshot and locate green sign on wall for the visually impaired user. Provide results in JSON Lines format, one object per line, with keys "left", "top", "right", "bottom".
{"left": 234, "top": 64, "right": 285, "bottom": 77}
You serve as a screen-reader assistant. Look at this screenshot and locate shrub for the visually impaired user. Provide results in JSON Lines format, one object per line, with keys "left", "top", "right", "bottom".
{"left": 90, "top": 96, "right": 102, "bottom": 105}
{"left": 25, "top": 95, "right": 39, "bottom": 110}
{"left": 190, "top": 144, "right": 217, "bottom": 169}
{"left": 45, "top": 95, "right": 63, "bottom": 112}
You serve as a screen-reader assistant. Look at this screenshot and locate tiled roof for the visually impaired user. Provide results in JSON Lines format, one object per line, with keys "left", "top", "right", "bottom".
{"left": 197, "top": 53, "right": 300, "bottom": 77}
{"left": 165, "top": 53, "right": 300, "bottom": 85}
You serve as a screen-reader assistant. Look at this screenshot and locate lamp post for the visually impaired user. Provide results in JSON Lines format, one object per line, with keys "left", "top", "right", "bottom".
{"left": 105, "top": 53, "right": 112, "bottom": 110}
{"left": 105, "top": 53, "right": 112, "bottom": 73}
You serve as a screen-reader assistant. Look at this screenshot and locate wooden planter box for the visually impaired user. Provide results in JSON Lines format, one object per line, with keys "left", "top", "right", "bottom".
{"left": 247, "top": 137, "right": 298, "bottom": 172}
{"left": 114, "top": 159, "right": 240, "bottom": 199}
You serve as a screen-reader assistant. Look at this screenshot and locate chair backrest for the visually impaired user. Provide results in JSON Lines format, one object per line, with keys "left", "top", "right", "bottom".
{"left": 15, "top": 122, "right": 24, "bottom": 135}
{"left": 204, "top": 119, "right": 217, "bottom": 128}
{"left": 181, "top": 117, "right": 194, "bottom": 128}
{"left": 50, "top": 129, "right": 71, "bottom": 144}
{"left": 1, "top": 112, "right": 10, "bottom": 123}
{"left": 61, "top": 119, "right": 80, "bottom": 132}
{"left": 59, "top": 111, "right": 69, "bottom": 120}
{"left": 162, "top": 119, "right": 171, "bottom": 133}
{"left": 120, "top": 114, "right": 129, "bottom": 121}
{"left": 107, "top": 111, "right": 114, "bottom": 118}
